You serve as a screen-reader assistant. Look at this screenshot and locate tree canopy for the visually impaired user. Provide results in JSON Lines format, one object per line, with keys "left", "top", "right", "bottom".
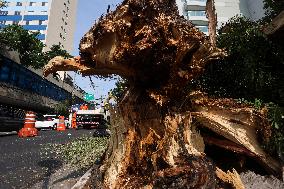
{"left": 263, "top": 0, "right": 284, "bottom": 21}
{"left": 197, "top": 10, "right": 284, "bottom": 159}
{"left": 0, "top": 25, "right": 71, "bottom": 69}
{"left": 199, "top": 16, "right": 284, "bottom": 105}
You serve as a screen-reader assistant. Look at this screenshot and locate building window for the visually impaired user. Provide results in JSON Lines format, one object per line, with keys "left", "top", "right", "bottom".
{"left": 60, "top": 33, "right": 63, "bottom": 38}
{"left": 188, "top": 11, "right": 206, "bottom": 17}
{"left": 0, "top": 11, "right": 8, "bottom": 16}
{"left": 61, "top": 26, "right": 64, "bottom": 30}
{"left": 197, "top": 26, "right": 208, "bottom": 33}
{"left": 0, "top": 21, "right": 6, "bottom": 24}
{"left": 42, "top": 2, "right": 48, "bottom": 6}
{"left": 29, "top": 2, "right": 36, "bottom": 6}
{"left": 13, "top": 21, "right": 19, "bottom": 25}
{"left": 26, "top": 21, "right": 30, "bottom": 25}
{"left": 16, "top": 2, "right": 22, "bottom": 6}
{"left": 14, "top": 11, "right": 21, "bottom": 15}
{"left": 65, "top": 22, "right": 67, "bottom": 25}
{"left": 41, "top": 11, "right": 47, "bottom": 14}
{"left": 39, "top": 20, "right": 44, "bottom": 25}
{"left": 28, "top": 11, "right": 34, "bottom": 15}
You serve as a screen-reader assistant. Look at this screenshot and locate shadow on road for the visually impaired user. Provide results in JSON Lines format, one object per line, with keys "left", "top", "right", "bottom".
{"left": 38, "top": 159, "right": 62, "bottom": 189}
{"left": 53, "top": 167, "right": 88, "bottom": 185}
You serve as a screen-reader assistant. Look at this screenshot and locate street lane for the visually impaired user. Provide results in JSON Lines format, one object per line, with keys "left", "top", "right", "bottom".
{"left": 0, "top": 129, "right": 93, "bottom": 189}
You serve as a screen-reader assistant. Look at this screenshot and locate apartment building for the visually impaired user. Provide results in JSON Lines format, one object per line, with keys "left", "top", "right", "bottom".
{"left": 176, "top": 0, "right": 265, "bottom": 34}
{"left": 0, "top": 0, "right": 78, "bottom": 54}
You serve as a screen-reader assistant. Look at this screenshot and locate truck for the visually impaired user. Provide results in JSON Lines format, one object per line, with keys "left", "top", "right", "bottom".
{"left": 76, "top": 107, "right": 110, "bottom": 130}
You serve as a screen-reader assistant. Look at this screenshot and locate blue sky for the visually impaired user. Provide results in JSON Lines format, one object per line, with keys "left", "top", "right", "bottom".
{"left": 72, "top": 0, "right": 122, "bottom": 99}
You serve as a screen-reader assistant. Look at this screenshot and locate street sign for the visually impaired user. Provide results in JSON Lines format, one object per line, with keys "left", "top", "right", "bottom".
{"left": 84, "top": 93, "right": 95, "bottom": 101}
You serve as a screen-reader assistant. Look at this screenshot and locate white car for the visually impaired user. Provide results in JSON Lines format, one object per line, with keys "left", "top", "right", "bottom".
{"left": 35, "top": 115, "right": 59, "bottom": 130}
{"left": 35, "top": 115, "right": 71, "bottom": 130}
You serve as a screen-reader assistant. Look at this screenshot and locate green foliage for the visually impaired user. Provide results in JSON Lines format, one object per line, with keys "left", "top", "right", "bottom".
{"left": 196, "top": 15, "right": 284, "bottom": 159}
{"left": 237, "top": 98, "right": 263, "bottom": 110}
{"left": 263, "top": 0, "right": 284, "bottom": 21}
{"left": 54, "top": 100, "right": 71, "bottom": 117}
{"left": 0, "top": 25, "right": 45, "bottom": 68}
{"left": 265, "top": 103, "right": 284, "bottom": 159}
{"left": 46, "top": 137, "right": 109, "bottom": 168}
{"left": 199, "top": 16, "right": 284, "bottom": 105}
{"left": 0, "top": 25, "right": 71, "bottom": 69}
{"left": 44, "top": 44, "right": 72, "bottom": 61}
{"left": 236, "top": 98, "right": 284, "bottom": 159}
{"left": 110, "top": 78, "right": 128, "bottom": 102}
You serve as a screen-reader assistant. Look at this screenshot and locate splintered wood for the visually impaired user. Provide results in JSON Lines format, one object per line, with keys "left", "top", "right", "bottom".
{"left": 43, "top": 0, "right": 281, "bottom": 188}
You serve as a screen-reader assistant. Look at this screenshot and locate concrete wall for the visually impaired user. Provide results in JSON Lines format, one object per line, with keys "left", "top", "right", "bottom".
{"left": 0, "top": 82, "right": 58, "bottom": 111}
{"left": 0, "top": 49, "right": 85, "bottom": 101}
{"left": 176, "top": 0, "right": 186, "bottom": 16}
{"left": 45, "top": 0, "right": 78, "bottom": 54}
{"left": 215, "top": 0, "right": 247, "bottom": 26}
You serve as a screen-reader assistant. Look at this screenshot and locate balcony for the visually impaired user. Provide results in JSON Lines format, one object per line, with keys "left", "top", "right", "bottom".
{"left": 190, "top": 19, "right": 208, "bottom": 26}
{"left": 187, "top": 10, "right": 208, "bottom": 26}
{"left": 186, "top": 0, "right": 206, "bottom": 11}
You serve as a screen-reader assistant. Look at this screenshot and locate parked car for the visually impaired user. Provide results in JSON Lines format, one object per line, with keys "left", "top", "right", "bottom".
{"left": 35, "top": 115, "right": 59, "bottom": 130}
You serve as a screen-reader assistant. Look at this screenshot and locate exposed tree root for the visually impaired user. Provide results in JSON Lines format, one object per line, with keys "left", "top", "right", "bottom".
{"left": 216, "top": 168, "right": 245, "bottom": 189}
{"left": 43, "top": 0, "right": 282, "bottom": 188}
{"left": 190, "top": 93, "right": 280, "bottom": 175}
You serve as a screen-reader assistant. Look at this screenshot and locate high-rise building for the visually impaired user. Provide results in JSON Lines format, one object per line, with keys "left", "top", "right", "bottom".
{"left": 176, "top": 0, "right": 265, "bottom": 35}
{"left": 0, "top": 0, "right": 78, "bottom": 54}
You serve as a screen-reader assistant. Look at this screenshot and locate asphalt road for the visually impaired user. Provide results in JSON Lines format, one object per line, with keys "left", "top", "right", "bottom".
{"left": 0, "top": 129, "right": 94, "bottom": 189}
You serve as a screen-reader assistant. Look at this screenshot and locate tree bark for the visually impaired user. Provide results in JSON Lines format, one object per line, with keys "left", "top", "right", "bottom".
{"left": 206, "top": 0, "right": 218, "bottom": 47}
{"left": 101, "top": 89, "right": 216, "bottom": 188}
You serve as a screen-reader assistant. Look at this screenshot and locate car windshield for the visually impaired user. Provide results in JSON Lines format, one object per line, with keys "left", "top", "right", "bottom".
{"left": 45, "top": 117, "right": 54, "bottom": 121}
{"left": 43, "top": 115, "right": 58, "bottom": 121}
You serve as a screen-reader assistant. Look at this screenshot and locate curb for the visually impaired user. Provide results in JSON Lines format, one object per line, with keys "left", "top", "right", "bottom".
{"left": 71, "top": 168, "right": 93, "bottom": 189}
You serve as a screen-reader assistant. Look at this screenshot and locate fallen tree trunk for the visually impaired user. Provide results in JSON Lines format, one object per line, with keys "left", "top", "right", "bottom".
{"left": 43, "top": 0, "right": 282, "bottom": 188}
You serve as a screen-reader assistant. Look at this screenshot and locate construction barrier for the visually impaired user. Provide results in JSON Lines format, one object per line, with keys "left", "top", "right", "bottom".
{"left": 57, "top": 116, "right": 66, "bottom": 131}
{"left": 18, "top": 111, "right": 38, "bottom": 137}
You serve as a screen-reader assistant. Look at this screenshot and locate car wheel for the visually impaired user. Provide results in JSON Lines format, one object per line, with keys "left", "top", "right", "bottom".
{"left": 53, "top": 124, "right": 57, "bottom": 130}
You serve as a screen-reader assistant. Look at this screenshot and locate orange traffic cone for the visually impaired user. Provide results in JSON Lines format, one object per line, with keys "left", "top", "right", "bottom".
{"left": 18, "top": 111, "right": 38, "bottom": 137}
{"left": 57, "top": 116, "right": 66, "bottom": 131}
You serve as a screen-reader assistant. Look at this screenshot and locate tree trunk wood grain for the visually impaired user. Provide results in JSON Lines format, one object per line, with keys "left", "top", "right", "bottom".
{"left": 206, "top": 0, "right": 217, "bottom": 47}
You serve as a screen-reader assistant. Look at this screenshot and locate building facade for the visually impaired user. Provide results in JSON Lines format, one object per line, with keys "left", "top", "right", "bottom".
{"left": 0, "top": 0, "right": 78, "bottom": 54}
{"left": 176, "top": 0, "right": 265, "bottom": 34}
